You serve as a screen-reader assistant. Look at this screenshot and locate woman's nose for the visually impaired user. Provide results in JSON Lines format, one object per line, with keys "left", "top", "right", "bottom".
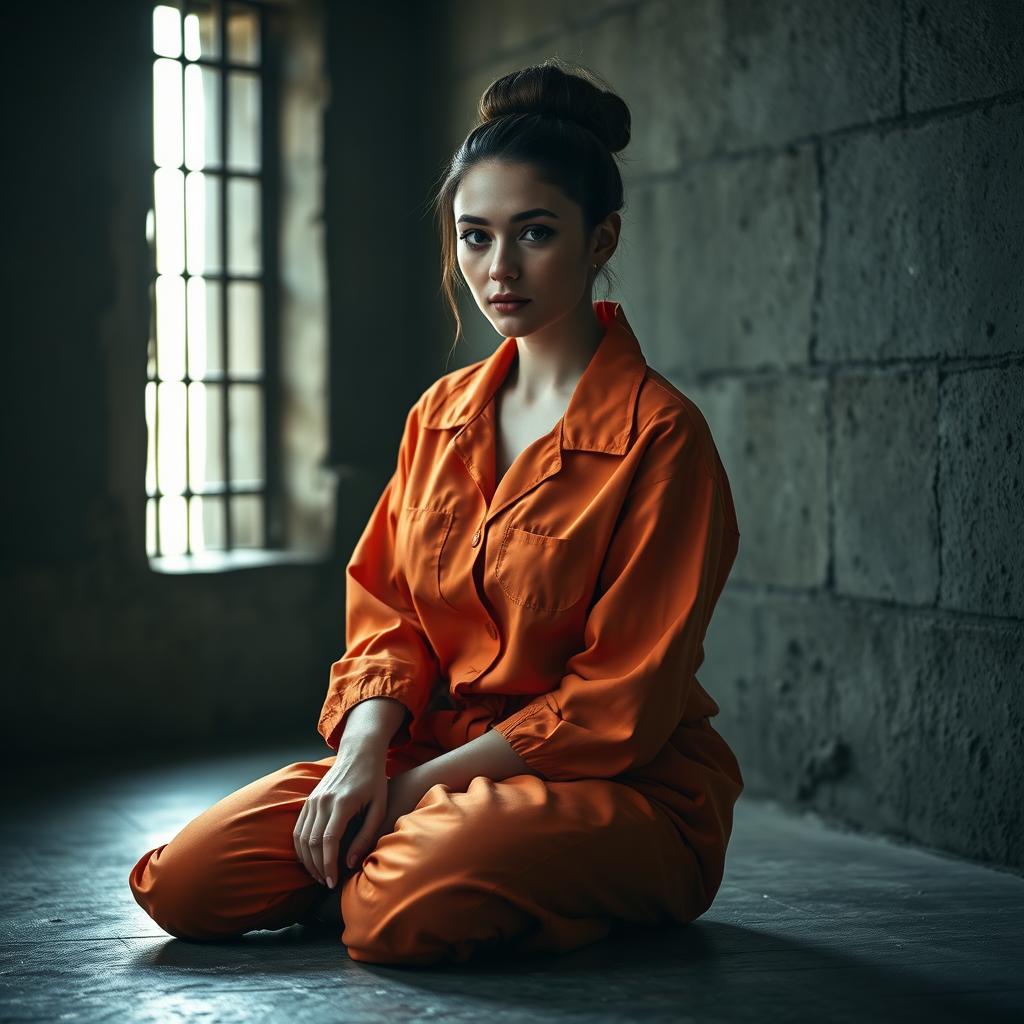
{"left": 489, "top": 246, "right": 518, "bottom": 281}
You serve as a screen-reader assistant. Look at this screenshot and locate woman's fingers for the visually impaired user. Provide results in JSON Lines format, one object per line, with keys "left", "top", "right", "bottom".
{"left": 318, "top": 802, "right": 354, "bottom": 890}
{"left": 295, "top": 796, "right": 330, "bottom": 885}
{"left": 308, "top": 802, "right": 334, "bottom": 884}
{"left": 291, "top": 757, "right": 388, "bottom": 887}
{"left": 293, "top": 801, "right": 312, "bottom": 875}
{"left": 345, "top": 794, "right": 385, "bottom": 871}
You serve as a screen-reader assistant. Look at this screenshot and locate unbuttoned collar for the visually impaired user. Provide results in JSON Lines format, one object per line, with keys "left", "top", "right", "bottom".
{"left": 421, "top": 300, "right": 648, "bottom": 454}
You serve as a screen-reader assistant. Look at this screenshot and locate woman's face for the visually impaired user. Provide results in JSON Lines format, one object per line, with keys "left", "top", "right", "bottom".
{"left": 453, "top": 159, "right": 606, "bottom": 338}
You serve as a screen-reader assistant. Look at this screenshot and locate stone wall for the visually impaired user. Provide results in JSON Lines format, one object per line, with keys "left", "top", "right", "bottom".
{"left": 440, "top": 0, "right": 1023, "bottom": 869}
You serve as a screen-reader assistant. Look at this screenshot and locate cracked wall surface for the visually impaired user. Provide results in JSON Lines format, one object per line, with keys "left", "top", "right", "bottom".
{"left": 441, "top": 0, "right": 1023, "bottom": 870}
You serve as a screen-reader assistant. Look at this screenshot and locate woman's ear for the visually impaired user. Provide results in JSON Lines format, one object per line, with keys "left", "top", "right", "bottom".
{"left": 592, "top": 212, "right": 621, "bottom": 265}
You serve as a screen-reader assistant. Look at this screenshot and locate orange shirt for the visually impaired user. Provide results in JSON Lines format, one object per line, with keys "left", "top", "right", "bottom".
{"left": 318, "top": 300, "right": 742, "bottom": 790}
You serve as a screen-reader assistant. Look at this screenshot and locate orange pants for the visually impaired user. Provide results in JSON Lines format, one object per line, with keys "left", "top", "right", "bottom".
{"left": 128, "top": 755, "right": 710, "bottom": 966}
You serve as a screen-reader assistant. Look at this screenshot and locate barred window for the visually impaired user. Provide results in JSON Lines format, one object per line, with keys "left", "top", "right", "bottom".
{"left": 147, "top": 1, "right": 279, "bottom": 560}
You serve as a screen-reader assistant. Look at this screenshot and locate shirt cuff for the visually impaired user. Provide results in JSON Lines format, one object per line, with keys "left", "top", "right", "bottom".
{"left": 490, "top": 694, "right": 562, "bottom": 780}
{"left": 318, "top": 672, "right": 423, "bottom": 752}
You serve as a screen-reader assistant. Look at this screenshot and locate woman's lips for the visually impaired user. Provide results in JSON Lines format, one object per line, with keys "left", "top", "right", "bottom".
{"left": 491, "top": 299, "right": 531, "bottom": 314}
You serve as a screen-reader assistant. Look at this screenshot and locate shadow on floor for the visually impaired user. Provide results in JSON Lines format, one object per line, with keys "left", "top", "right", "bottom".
{"left": 1, "top": 740, "right": 1021, "bottom": 1023}
{"left": 122, "top": 915, "right": 1021, "bottom": 1023}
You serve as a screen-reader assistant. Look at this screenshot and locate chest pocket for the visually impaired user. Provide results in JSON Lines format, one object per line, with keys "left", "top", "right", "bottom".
{"left": 397, "top": 505, "right": 456, "bottom": 609}
{"left": 494, "top": 524, "right": 591, "bottom": 613}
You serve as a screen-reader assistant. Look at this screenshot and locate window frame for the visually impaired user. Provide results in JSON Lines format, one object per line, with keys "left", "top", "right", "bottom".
{"left": 146, "top": 0, "right": 283, "bottom": 563}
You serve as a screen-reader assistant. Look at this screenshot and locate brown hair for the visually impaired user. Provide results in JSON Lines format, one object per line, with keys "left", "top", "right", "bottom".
{"left": 429, "top": 57, "right": 632, "bottom": 354}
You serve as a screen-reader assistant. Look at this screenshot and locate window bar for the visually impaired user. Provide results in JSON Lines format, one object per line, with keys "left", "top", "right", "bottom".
{"left": 150, "top": 277, "right": 162, "bottom": 557}
{"left": 150, "top": 13, "right": 165, "bottom": 557}
{"left": 260, "top": 1, "right": 281, "bottom": 548}
{"left": 218, "top": 0, "right": 233, "bottom": 549}
{"left": 179, "top": 0, "right": 193, "bottom": 556}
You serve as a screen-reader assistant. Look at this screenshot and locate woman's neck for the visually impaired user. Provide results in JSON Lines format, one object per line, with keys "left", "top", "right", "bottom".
{"left": 509, "top": 295, "right": 606, "bottom": 403}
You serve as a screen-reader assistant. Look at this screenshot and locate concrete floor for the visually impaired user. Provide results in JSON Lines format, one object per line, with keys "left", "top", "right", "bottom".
{"left": 1, "top": 741, "right": 1021, "bottom": 1023}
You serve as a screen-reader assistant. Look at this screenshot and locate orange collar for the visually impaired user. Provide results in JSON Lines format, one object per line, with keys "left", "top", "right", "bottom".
{"left": 421, "top": 300, "right": 647, "bottom": 454}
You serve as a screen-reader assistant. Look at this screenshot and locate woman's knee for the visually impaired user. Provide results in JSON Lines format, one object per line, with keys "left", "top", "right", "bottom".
{"left": 127, "top": 808, "right": 272, "bottom": 939}
{"left": 341, "top": 862, "right": 506, "bottom": 965}
{"left": 127, "top": 759, "right": 330, "bottom": 940}
{"left": 338, "top": 778, "right": 548, "bottom": 963}
{"left": 128, "top": 839, "right": 226, "bottom": 940}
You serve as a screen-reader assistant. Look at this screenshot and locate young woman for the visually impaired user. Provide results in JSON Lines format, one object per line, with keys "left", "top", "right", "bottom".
{"left": 129, "top": 58, "right": 743, "bottom": 967}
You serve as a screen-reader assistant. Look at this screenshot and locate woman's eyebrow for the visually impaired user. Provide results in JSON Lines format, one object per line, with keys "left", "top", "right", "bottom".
{"left": 456, "top": 208, "right": 560, "bottom": 225}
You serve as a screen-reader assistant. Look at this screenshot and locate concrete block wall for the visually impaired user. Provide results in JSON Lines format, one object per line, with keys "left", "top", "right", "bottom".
{"left": 439, "top": 0, "right": 1023, "bottom": 869}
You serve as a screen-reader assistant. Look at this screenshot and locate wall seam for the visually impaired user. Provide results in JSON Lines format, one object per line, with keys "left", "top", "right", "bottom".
{"left": 811, "top": 138, "right": 833, "bottom": 592}
{"left": 934, "top": 359, "right": 944, "bottom": 609}
{"left": 898, "top": 0, "right": 908, "bottom": 116}
{"left": 691, "top": 352, "right": 1024, "bottom": 385}
{"left": 621, "top": 87, "right": 1024, "bottom": 181}
{"left": 725, "top": 579, "right": 1024, "bottom": 630}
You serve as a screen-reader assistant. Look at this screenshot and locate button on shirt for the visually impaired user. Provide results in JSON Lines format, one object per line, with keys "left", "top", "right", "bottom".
{"left": 318, "top": 300, "right": 742, "bottom": 787}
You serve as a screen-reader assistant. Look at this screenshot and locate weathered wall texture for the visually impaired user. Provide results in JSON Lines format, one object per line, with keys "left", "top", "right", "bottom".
{"left": 3, "top": 0, "right": 1019, "bottom": 873}
{"left": 440, "top": 0, "right": 1023, "bottom": 869}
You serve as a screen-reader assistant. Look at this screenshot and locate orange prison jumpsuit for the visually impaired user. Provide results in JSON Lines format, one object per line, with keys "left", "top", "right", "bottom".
{"left": 129, "top": 299, "right": 744, "bottom": 966}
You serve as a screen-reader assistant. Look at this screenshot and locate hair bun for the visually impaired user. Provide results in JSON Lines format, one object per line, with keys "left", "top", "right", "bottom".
{"left": 478, "top": 58, "right": 631, "bottom": 155}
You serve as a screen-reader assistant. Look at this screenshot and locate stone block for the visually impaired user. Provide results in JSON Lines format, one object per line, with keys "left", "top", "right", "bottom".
{"left": 627, "top": 145, "right": 818, "bottom": 375}
{"left": 905, "top": 0, "right": 1024, "bottom": 111}
{"left": 751, "top": 596, "right": 854, "bottom": 810}
{"left": 567, "top": 0, "right": 726, "bottom": 174}
{"left": 700, "top": 589, "right": 765, "bottom": 789}
{"left": 719, "top": 0, "right": 901, "bottom": 150}
{"left": 830, "top": 605, "right": 1024, "bottom": 868}
{"left": 818, "top": 103, "right": 1024, "bottom": 361}
{"left": 939, "top": 365, "right": 1024, "bottom": 618}
{"left": 569, "top": 0, "right": 901, "bottom": 167}
{"left": 833, "top": 369, "right": 940, "bottom": 604}
{"left": 740, "top": 596, "right": 1024, "bottom": 868}
{"left": 684, "top": 374, "right": 829, "bottom": 587}
{"left": 895, "top": 613, "right": 1024, "bottom": 868}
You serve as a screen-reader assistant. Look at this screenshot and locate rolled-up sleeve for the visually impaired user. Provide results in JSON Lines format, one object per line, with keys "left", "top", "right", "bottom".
{"left": 317, "top": 399, "right": 442, "bottom": 752}
{"left": 491, "top": 424, "right": 740, "bottom": 782}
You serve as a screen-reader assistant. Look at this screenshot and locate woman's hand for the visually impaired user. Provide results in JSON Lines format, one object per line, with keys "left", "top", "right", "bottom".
{"left": 344, "top": 766, "right": 432, "bottom": 870}
{"left": 292, "top": 736, "right": 388, "bottom": 889}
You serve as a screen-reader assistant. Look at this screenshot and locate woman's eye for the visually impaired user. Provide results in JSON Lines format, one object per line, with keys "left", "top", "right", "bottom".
{"left": 458, "top": 226, "right": 553, "bottom": 249}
